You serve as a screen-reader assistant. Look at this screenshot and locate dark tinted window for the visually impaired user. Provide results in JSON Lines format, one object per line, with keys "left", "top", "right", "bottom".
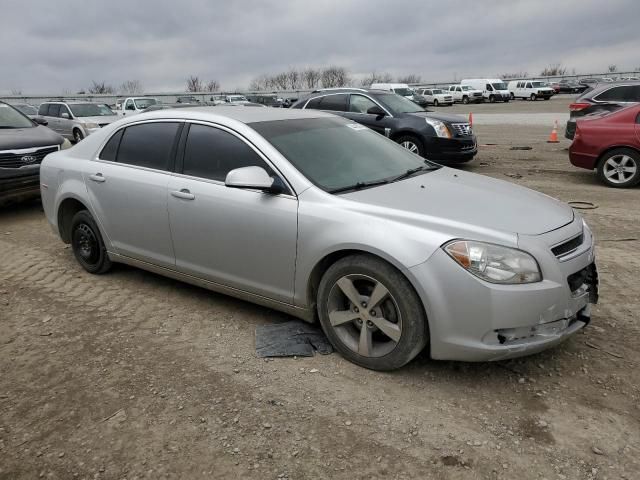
{"left": 319, "top": 94, "right": 348, "bottom": 112}
{"left": 183, "top": 124, "right": 270, "bottom": 181}
{"left": 59, "top": 105, "right": 71, "bottom": 117}
{"left": 595, "top": 85, "right": 640, "bottom": 102}
{"left": 38, "top": 104, "right": 48, "bottom": 116}
{"left": 305, "top": 97, "right": 322, "bottom": 109}
{"left": 117, "top": 122, "right": 180, "bottom": 170}
{"left": 99, "top": 129, "right": 124, "bottom": 161}
{"left": 48, "top": 104, "right": 61, "bottom": 117}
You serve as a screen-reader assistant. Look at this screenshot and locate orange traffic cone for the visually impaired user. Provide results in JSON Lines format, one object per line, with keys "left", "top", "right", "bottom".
{"left": 468, "top": 112, "right": 473, "bottom": 127}
{"left": 547, "top": 120, "right": 559, "bottom": 143}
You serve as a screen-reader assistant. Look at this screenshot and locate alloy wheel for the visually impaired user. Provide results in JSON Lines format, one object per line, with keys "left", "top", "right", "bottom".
{"left": 401, "top": 141, "right": 420, "bottom": 154}
{"left": 603, "top": 154, "right": 638, "bottom": 184}
{"left": 326, "top": 274, "right": 402, "bottom": 358}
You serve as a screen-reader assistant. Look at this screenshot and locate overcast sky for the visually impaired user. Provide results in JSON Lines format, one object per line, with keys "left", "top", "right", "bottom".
{"left": 1, "top": 0, "right": 639, "bottom": 94}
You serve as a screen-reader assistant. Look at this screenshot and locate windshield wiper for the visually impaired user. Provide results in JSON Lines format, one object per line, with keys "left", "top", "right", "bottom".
{"left": 391, "top": 164, "right": 439, "bottom": 182}
{"left": 328, "top": 178, "right": 391, "bottom": 194}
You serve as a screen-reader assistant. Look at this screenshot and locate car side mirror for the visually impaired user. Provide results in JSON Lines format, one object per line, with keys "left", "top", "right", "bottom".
{"left": 225, "top": 166, "right": 283, "bottom": 194}
{"left": 61, "top": 112, "right": 70, "bottom": 119}
{"left": 367, "top": 105, "right": 386, "bottom": 117}
{"left": 33, "top": 116, "right": 48, "bottom": 126}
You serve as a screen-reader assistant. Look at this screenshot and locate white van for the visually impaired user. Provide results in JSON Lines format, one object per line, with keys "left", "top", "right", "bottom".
{"left": 370, "top": 83, "right": 415, "bottom": 101}
{"left": 507, "top": 80, "right": 554, "bottom": 101}
{"left": 460, "top": 79, "right": 510, "bottom": 103}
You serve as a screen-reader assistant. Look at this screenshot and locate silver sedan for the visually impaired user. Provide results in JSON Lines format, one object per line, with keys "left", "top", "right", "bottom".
{"left": 40, "top": 107, "right": 598, "bottom": 370}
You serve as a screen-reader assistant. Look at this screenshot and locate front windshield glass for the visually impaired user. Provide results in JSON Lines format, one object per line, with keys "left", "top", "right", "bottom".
{"left": 15, "top": 104, "right": 38, "bottom": 115}
{"left": 491, "top": 82, "right": 507, "bottom": 90}
{"left": 393, "top": 88, "right": 413, "bottom": 97}
{"left": 250, "top": 117, "right": 439, "bottom": 193}
{"left": 98, "top": 104, "right": 115, "bottom": 115}
{"left": 70, "top": 103, "right": 112, "bottom": 117}
{"left": 0, "top": 103, "right": 34, "bottom": 128}
{"left": 432, "top": 89, "right": 444, "bottom": 94}
{"left": 531, "top": 81, "right": 546, "bottom": 88}
{"left": 460, "top": 86, "right": 472, "bottom": 91}
{"left": 377, "top": 93, "right": 424, "bottom": 114}
{"left": 134, "top": 98, "right": 157, "bottom": 109}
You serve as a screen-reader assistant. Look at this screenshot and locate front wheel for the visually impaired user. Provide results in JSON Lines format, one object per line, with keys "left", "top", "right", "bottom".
{"left": 462, "top": 96, "right": 469, "bottom": 104}
{"left": 317, "top": 255, "right": 428, "bottom": 371}
{"left": 396, "top": 135, "right": 424, "bottom": 157}
{"left": 73, "top": 129, "right": 84, "bottom": 143}
{"left": 433, "top": 99, "right": 439, "bottom": 106}
{"left": 70, "top": 210, "right": 112, "bottom": 274}
{"left": 596, "top": 148, "right": 640, "bottom": 188}
{"left": 489, "top": 94, "right": 495, "bottom": 103}
{"left": 530, "top": 93, "right": 537, "bottom": 101}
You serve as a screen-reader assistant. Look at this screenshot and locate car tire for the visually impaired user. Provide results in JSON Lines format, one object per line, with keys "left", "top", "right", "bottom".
{"left": 433, "top": 99, "right": 439, "bottom": 106}
{"left": 510, "top": 92, "right": 515, "bottom": 100}
{"left": 489, "top": 94, "right": 495, "bottom": 103}
{"left": 530, "top": 93, "right": 537, "bottom": 101}
{"left": 396, "top": 135, "right": 424, "bottom": 157}
{"left": 462, "top": 96, "right": 469, "bottom": 104}
{"left": 73, "top": 129, "right": 84, "bottom": 143}
{"left": 70, "top": 210, "right": 112, "bottom": 274}
{"left": 596, "top": 148, "right": 640, "bottom": 188}
{"left": 317, "top": 254, "right": 428, "bottom": 371}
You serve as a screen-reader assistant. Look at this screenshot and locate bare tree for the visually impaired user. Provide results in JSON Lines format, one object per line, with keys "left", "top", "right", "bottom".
{"left": 88, "top": 81, "right": 115, "bottom": 94}
{"left": 273, "top": 72, "right": 289, "bottom": 90}
{"left": 540, "top": 64, "right": 567, "bottom": 76}
{"left": 119, "top": 80, "right": 143, "bottom": 95}
{"left": 10, "top": 88, "right": 22, "bottom": 95}
{"left": 302, "top": 68, "right": 322, "bottom": 89}
{"left": 500, "top": 71, "right": 528, "bottom": 79}
{"left": 321, "top": 66, "right": 350, "bottom": 88}
{"left": 249, "top": 74, "right": 269, "bottom": 91}
{"left": 608, "top": 64, "right": 618, "bottom": 73}
{"left": 186, "top": 76, "right": 203, "bottom": 92}
{"left": 397, "top": 74, "right": 422, "bottom": 84}
{"left": 359, "top": 72, "right": 393, "bottom": 87}
{"left": 205, "top": 80, "right": 220, "bottom": 92}
{"left": 286, "top": 69, "right": 302, "bottom": 90}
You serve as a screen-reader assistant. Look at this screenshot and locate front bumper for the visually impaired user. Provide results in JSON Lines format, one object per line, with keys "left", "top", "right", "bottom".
{"left": 408, "top": 219, "right": 597, "bottom": 361}
{"left": 424, "top": 135, "right": 477, "bottom": 163}
{"left": 0, "top": 169, "right": 41, "bottom": 202}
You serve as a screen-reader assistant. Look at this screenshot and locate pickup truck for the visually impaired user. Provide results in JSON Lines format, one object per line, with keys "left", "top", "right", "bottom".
{"left": 447, "top": 85, "right": 484, "bottom": 104}
{"left": 117, "top": 97, "right": 159, "bottom": 116}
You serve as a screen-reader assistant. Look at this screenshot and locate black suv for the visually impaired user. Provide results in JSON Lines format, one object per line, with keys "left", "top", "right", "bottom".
{"left": 565, "top": 81, "right": 640, "bottom": 139}
{"left": 0, "top": 102, "right": 66, "bottom": 204}
{"left": 291, "top": 88, "right": 477, "bottom": 163}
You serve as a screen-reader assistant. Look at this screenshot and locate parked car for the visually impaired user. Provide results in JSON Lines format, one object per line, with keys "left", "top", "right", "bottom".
{"left": 38, "top": 101, "right": 119, "bottom": 143}
{"left": 118, "top": 97, "right": 159, "bottom": 116}
{"left": 291, "top": 88, "right": 477, "bottom": 163}
{"left": 508, "top": 80, "right": 554, "bottom": 100}
{"left": 410, "top": 92, "right": 430, "bottom": 107}
{"left": 40, "top": 106, "right": 598, "bottom": 370}
{"left": 210, "top": 95, "right": 226, "bottom": 105}
{"left": 461, "top": 79, "right": 510, "bottom": 103}
{"left": 12, "top": 103, "right": 39, "bottom": 118}
{"left": 0, "top": 101, "right": 68, "bottom": 204}
{"left": 370, "top": 83, "right": 416, "bottom": 101}
{"left": 569, "top": 103, "right": 640, "bottom": 188}
{"left": 565, "top": 81, "right": 640, "bottom": 139}
{"left": 557, "top": 80, "right": 588, "bottom": 94}
{"left": 176, "top": 95, "right": 201, "bottom": 104}
{"left": 579, "top": 78, "right": 602, "bottom": 87}
{"left": 447, "top": 85, "right": 484, "bottom": 104}
{"left": 225, "top": 95, "right": 249, "bottom": 104}
{"left": 142, "top": 103, "right": 208, "bottom": 112}
{"left": 417, "top": 88, "right": 454, "bottom": 106}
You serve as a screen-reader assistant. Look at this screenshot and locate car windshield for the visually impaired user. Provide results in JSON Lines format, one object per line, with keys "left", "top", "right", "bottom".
{"left": 250, "top": 117, "right": 439, "bottom": 193}
{"left": 491, "top": 83, "right": 507, "bottom": 90}
{"left": 98, "top": 104, "right": 115, "bottom": 115}
{"left": 393, "top": 88, "right": 413, "bottom": 96}
{"left": 531, "top": 82, "right": 546, "bottom": 87}
{"left": 432, "top": 89, "right": 444, "bottom": 94}
{"left": 133, "top": 98, "right": 157, "bottom": 109}
{"left": 15, "top": 104, "right": 38, "bottom": 115}
{"left": 0, "top": 103, "right": 34, "bottom": 128}
{"left": 70, "top": 103, "right": 111, "bottom": 117}
{"left": 376, "top": 93, "right": 425, "bottom": 114}
{"left": 460, "top": 86, "right": 472, "bottom": 91}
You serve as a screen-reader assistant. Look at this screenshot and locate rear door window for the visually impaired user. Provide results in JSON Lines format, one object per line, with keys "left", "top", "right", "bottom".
{"left": 319, "top": 94, "right": 348, "bottom": 112}
{"left": 116, "top": 122, "right": 181, "bottom": 170}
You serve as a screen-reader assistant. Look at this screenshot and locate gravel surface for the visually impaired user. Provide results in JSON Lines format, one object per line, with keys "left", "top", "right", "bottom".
{"left": 0, "top": 111, "right": 639, "bottom": 479}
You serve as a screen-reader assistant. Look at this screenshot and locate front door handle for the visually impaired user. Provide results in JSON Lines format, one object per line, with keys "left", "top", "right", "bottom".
{"left": 171, "top": 189, "right": 195, "bottom": 200}
{"left": 89, "top": 173, "right": 105, "bottom": 183}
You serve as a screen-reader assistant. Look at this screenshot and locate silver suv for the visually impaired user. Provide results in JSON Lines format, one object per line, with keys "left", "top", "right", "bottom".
{"left": 38, "top": 101, "right": 119, "bottom": 143}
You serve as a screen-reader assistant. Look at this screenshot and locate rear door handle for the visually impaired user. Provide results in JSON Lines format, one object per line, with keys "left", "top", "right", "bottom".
{"left": 89, "top": 173, "right": 105, "bottom": 183}
{"left": 171, "top": 189, "right": 195, "bottom": 200}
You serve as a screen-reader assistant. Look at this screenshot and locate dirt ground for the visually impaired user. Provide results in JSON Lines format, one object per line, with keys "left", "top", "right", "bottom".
{"left": 1, "top": 115, "right": 639, "bottom": 479}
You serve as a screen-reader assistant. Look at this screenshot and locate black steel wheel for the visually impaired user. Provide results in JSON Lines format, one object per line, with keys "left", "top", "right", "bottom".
{"left": 70, "top": 210, "right": 112, "bottom": 274}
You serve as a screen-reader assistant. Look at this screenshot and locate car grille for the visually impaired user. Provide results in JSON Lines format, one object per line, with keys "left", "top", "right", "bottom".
{"left": 472, "top": 92, "right": 482, "bottom": 97}
{"left": 551, "top": 233, "right": 584, "bottom": 258}
{"left": 444, "top": 96, "right": 453, "bottom": 101}
{"left": 0, "top": 146, "right": 59, "bottom": 169}
{"left": 451, "top": 123, "right": 472, "bottom": 136}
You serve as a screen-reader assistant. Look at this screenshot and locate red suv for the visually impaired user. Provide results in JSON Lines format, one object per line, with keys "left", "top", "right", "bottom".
{"left": 569, "top": 103, "right": 640, "bottom": 188}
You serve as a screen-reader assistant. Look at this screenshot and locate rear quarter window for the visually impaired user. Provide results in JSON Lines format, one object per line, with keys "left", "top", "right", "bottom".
{"left": 99, "top": 129, "right": 124, "bottom": 161}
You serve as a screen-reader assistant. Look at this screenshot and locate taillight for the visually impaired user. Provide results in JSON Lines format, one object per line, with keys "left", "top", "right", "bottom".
{"left": 569, "top": 102, "right": 590, "bottom": 112}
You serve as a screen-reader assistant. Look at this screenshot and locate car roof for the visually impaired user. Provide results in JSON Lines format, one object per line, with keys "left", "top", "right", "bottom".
{"left": 133, "top": 105, "right": 333, "bottom": 124}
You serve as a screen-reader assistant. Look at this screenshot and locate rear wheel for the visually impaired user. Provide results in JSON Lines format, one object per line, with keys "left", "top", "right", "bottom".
{"left": 70, "top": 210, "right": 112, "bottom": 274}
{"left": 596, "top": 148, "right": 640, "bottom": 188}
{"left": 317, "top": 255, "right": 428, "bottom": 371}
{"left": 73, "top": 129, "right": 84, "bottom": 143}
{"left": 396, "top": 135, "right": 424, "bottom": 157}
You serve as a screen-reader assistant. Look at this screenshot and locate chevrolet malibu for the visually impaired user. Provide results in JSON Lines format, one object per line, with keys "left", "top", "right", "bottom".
{"left": 40, "top": 107, "right": 598, "bottom": 371}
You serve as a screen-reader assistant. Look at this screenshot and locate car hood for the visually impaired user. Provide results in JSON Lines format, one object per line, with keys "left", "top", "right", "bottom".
{"left": 79, "top": 115, "right": 119, "bottom": 124}
{"left": 342, "top": 168, "right": 573, "bottom": 236}
{"left": 0, "top": 125, "right": 63, "bottom": 150}
{"left": 406, "top": 110, "right": 470, "bottom": 124}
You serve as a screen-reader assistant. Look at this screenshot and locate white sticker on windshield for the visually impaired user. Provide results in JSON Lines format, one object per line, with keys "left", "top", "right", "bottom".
{"left": 345, "top": 123, "right": 368, "bottom": 131}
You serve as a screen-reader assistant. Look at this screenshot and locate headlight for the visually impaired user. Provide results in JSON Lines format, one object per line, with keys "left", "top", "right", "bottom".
{"left": 60, "top": 138, "right": 72, "bottom": 150}
{"left": 425, "top": 118, "right": 451, "bottom": 138}
{"left": 83, "top": 122, "right": 99, "bottom": 129}
{"left": 444, "top": 240, "right": 542, "bottom": 284}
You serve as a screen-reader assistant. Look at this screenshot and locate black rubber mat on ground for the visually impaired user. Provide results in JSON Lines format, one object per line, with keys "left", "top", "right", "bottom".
{"left": 255, "top": 321, "right": 334, "bottom": 357}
